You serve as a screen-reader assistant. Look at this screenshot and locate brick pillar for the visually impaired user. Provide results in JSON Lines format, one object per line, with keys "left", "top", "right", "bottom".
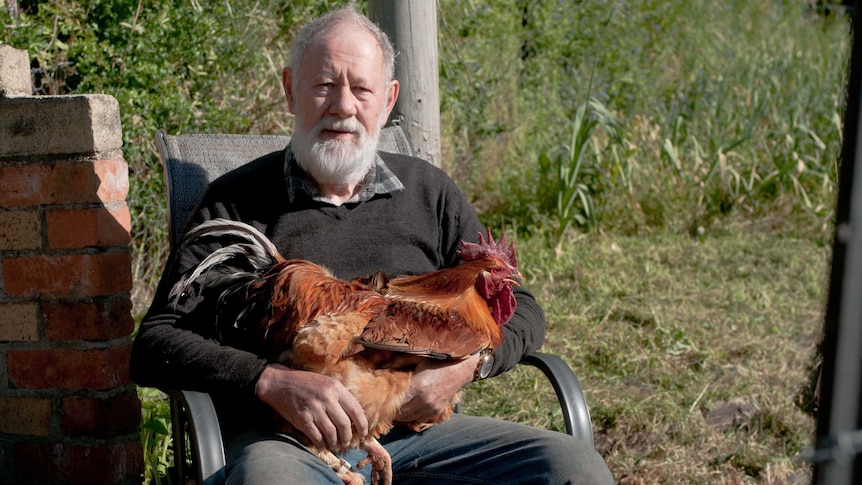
{"left": 0, "top": 45, "right": 142, "bottom": 484}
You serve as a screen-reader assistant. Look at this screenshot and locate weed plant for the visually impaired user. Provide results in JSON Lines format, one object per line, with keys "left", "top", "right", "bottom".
{"left": 440, "top": 0, "right": 848, "bottom": 245}
{"left": 138, "top": 388, "right": 173, "bottom": 484}
{"left": 0, "top": 0, "right": 848, "bottom": 482}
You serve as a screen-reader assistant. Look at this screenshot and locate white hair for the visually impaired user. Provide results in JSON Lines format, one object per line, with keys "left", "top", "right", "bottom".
{"left": 289, "top": 6, "right": 396, "bottom": 83}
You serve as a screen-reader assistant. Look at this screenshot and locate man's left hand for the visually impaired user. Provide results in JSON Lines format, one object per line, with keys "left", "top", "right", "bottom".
{"left": 395, "top": 353, "right": 481, "bottom": 424}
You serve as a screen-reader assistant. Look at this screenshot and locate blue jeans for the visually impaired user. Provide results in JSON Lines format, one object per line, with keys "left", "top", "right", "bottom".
{"left": 225, "top": 414, "right": 613, "bottom": 484}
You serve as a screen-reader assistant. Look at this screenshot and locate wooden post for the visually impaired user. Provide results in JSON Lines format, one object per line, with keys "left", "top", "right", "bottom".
{"left": 369, "top": 0, "right": 441, "bottom": 167}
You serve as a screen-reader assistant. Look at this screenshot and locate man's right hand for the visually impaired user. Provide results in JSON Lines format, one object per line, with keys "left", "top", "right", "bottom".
{"left": 255, "top": 363, "right": 368, "bottom": 451}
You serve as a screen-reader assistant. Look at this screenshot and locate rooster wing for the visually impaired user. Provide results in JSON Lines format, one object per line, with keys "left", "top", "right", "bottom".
{"left": 357, "top": 299, "right": 490, "bottom": 360}
{"left": 357, "top": 254, "right": 519, "bottom": 357}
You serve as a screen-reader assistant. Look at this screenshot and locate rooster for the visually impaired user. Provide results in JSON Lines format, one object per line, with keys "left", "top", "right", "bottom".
{"left": 170, "top": 219, "right": 520, "bottom": 485}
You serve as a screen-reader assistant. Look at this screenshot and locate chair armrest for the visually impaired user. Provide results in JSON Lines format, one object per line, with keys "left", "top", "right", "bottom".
{"left": 166, "top": 389, "right": 226, "bottom": 485}
{"left": 519, "top": 352, "right": 594, "bottom": 445}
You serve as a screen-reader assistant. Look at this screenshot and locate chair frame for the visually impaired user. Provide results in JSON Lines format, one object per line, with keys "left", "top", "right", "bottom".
{"left": 154, "top": 126, "right": 594, "bottom": 485}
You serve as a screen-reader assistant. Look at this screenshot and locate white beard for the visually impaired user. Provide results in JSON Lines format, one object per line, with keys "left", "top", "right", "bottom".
{"left": 291, "top": 114, "right": 382, "bottom": 187}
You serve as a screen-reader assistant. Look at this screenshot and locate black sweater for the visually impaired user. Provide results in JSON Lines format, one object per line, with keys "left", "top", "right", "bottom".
{"left": 130, "top": 150, "right": 546, "bottom": 428}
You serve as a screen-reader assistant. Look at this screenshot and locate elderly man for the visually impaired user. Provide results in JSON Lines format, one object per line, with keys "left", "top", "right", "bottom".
{"left": 131, "top": 6, "right": 613, "bottom": 484}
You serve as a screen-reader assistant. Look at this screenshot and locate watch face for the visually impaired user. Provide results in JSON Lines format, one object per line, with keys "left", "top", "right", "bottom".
{"left": 480, "top": 354, "right": 494, "bottom": 379}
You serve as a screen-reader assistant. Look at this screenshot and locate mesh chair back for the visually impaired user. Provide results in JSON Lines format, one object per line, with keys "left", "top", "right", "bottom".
{"left": 155, "top": 125, "right": 414, "bottom": 248}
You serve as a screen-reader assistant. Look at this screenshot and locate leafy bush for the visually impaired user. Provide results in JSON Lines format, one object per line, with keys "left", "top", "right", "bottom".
{"left": 1, "top": 0, "right": 328, "bottom": 309}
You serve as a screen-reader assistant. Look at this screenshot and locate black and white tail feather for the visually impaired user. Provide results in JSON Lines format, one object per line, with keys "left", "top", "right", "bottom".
{"left": 168, "top": 219, "right": 282, "bottom": 303}
{"left": 168, "top": 219, "right": 283, "bottom": 341}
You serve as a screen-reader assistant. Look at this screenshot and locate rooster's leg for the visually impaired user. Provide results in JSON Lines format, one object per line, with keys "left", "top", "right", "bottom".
{"left": 356, "top": 437, "right": 392, "bottom": 485}
{"left": 316, "top": 449, "right": 365, "bottom": 485}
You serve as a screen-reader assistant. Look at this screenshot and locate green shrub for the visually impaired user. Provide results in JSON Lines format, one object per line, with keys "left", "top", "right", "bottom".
{"left": 1, "top": 0, "right": 360, "bottom": 310}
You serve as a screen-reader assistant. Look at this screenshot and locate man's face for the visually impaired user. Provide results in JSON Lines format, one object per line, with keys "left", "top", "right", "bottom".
{"left": 284, "top": 25, "right": 399, "bottom": 186}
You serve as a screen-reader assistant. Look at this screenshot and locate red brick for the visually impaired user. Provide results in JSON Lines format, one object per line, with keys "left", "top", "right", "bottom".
{"left": 7, "top": 343, "right": 132, "bottom": 390}
{"left": 0, "top": 302, "right": 39, "bottom": 341}
{"left": 2, "top": 251, "right": 132, "bottom": 298}
{"left": 43, "top": 298, "right": 134, "bottom": 341}
{"left": 0, "top": 210, "right": 41, "bottom": 250}
{"left": 0, "top": 396, "right": 51, "bottom": 436}
{"left": 62, "top": 391, "right": 141, "bottom": 438}
{"left": 51, "top": 160, "right": 102, "bottom": 204}
{"left": 0, "top": 163, "right": 53, "bottom": 207}
{"left": 0, "top": 160, "right": 128, "bottom": 207}
{"left": 52, "top": 159, "right": 128, "bottom": 204}
{"left": 93, "top": 159, "right": 130, "bottom": 203}
{"left": 46, "top": 205, "right": 131, "bottom": 249}
{"left": 13, "top": 441, "right": 144, "bottom": 485}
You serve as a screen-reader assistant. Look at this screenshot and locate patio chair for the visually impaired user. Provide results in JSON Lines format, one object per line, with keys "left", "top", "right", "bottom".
{"left": 153, "top": 124, "right": 594, "bottom": 485}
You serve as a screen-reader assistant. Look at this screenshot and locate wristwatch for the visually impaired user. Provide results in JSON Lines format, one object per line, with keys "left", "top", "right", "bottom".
{"left": 473, "top": 349, "right": 495, "bottom": 381}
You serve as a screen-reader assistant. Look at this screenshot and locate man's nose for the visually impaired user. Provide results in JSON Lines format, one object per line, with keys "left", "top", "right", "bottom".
{"left": 329, "top": 86, "right": 358, "bottom": 118}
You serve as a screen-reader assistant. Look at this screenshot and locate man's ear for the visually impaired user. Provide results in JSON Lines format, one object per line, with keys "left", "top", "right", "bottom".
{"left": 383, "top": 79, "right": 400, "bottom": 123}
{"left": 283, "top": 68, "right": 296, "bottom": 113}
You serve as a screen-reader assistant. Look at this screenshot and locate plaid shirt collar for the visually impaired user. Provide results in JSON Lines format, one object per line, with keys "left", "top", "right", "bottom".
{"left": 283, "top": 143, "right": 405, "bottom": 204}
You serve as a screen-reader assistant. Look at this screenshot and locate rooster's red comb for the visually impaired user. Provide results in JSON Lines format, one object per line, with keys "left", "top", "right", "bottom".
{"left": 457, "top": 228, "right": 518, "bottom": 269}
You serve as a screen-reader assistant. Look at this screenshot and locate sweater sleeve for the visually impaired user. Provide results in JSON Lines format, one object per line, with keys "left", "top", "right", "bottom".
{"left": 129, "top": 197, "right": 269, "bottom": 395}
{"left": 131, "top": 153, "right": 292, "bottom": 395}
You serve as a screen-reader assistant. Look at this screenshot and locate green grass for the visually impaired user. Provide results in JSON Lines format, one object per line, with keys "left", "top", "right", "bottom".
{"left": 463, "top": 232, "right": 826, "bottom": 482}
